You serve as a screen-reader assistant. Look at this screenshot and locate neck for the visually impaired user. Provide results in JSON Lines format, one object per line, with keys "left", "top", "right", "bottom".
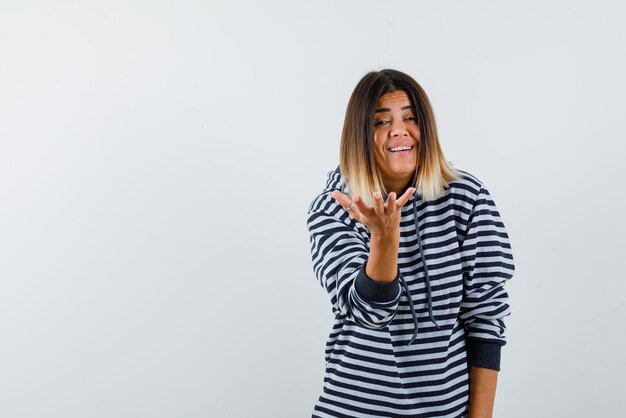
{"left": 385, "top": 172, "right": 416, "bottom": 197}
{"left": 385, "top": 179, "right": 413, "bottom": 197}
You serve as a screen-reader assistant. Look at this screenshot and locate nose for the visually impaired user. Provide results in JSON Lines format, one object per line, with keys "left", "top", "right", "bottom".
{"left": 390, "top": 119, "right": 409, "bottom": 137}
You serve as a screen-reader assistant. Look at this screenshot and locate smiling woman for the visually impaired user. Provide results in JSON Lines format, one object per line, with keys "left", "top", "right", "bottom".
{"left": 306, "top": 69, "right": 515, "bottom": 417}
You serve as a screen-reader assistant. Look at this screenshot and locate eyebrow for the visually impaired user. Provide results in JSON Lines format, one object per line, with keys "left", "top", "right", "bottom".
{"left": 374, "top": 105, "right": 415, "bottom": 113}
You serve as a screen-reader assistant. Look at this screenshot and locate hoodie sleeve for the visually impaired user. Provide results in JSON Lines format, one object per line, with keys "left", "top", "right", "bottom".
{"left": 307, "top": 208, "right": 402, "bottom": 329}
{"left": 458, "top": 185, "right": 515, "bottom": 371}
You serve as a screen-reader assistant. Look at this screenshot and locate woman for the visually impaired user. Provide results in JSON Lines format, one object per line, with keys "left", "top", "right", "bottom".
{"left": 306, "top": 69, "right": 515, "bottom": 417}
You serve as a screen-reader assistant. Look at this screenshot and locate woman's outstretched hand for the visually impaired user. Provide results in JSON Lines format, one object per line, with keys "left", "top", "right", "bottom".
{"left": 329, "top": 188, "right": 416, "bottom": 239}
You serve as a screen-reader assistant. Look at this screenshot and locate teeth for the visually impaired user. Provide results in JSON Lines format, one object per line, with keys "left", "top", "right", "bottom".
{"left": 389, "top": 146, "right": 412, "bottom": 152}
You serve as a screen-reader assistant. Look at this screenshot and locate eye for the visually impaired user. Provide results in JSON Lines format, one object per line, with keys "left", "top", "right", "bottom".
{"left": 404, "top": 116, "right": 418, "bottom": 123}
{"left": 374, "top": 119, "right": 390, "bottom": 127}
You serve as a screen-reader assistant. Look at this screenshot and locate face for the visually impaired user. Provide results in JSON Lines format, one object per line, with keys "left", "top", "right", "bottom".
{"left": 372, "top": 90, "right": 420, "bottom": 193}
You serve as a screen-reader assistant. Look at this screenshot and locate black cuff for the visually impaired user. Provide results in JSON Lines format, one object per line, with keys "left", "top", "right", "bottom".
{"left": 354, "top": 261, "right": 400, "bottom": 303}
{"left": 466, "top": 339, "right": 503, "bottom": 371}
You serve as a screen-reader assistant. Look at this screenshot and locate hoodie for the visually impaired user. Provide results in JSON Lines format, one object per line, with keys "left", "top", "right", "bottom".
{"left": 306, "top": 165, "right": 515, "bottom": 418}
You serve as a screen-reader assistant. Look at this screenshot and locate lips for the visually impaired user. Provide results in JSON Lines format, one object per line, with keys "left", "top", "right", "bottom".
{"left": 387, "top": 142, "right": 415, "bottom": 151}
{"left": 388, "top": 146, "right": 415, "bottom": 154}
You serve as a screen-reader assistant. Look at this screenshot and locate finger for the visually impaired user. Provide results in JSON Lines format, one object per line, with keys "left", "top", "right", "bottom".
{"left": 351, "top": 193, "right": 374, "bottom": 218}
{"left": 329, "top": 191, "right": 350, "bottom": 208}
{"left": 386, "top": 191, "right": 397, "bottom": 215}
{"left": 372, "top": 191, "right": 385, "bottom": 217}
{"left": 330, "top": 191, "right": 367, "bottom": 223}
{"left": 346, "top": 194, "right": 369, "bottom": 224}
{"left": 330, "top": 191, "right": 357, "bottom": 213}
{"left": 396, "top": 187, "right": 416, "bottom": 208}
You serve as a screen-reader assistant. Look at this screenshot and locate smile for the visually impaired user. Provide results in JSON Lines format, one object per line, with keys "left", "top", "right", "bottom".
{"left": 388, "top": 146, "right": 414, "bottom": 153}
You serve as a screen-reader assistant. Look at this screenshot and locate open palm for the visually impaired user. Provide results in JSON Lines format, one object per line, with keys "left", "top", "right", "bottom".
{"left": 329, "top": 187, "right": 415, "bottom": 237}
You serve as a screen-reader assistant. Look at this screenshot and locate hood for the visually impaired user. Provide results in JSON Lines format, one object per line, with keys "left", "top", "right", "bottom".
{"left": 333, "top": 165, "right": 439, "bottom": 345}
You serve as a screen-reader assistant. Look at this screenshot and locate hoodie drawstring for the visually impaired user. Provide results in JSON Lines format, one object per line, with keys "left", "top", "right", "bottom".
{"left": 398, "top": 195, "right": 440, "bottom": 346}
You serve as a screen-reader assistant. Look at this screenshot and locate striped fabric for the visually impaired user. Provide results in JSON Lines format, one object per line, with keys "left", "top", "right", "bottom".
{"left": 306, "top": 167, "right": 515, "bottom": 417}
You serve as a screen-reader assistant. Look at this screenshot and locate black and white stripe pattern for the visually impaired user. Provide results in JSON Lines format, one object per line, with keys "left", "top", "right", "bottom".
{"left": 306, "top": 167, "right": 515, "bottom": 417}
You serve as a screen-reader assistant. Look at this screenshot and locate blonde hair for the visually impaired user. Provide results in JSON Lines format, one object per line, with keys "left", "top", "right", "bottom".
{"left": 339, "top": 69, "right": 461, "bottom": 206}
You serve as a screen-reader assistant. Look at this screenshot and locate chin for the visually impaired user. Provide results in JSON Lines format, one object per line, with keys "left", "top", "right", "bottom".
{"left": 391, "top": 166, "right": 417, "bottom": 176}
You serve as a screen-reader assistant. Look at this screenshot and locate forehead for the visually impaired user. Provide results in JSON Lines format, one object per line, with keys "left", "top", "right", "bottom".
{"left": 376, "top": 90, "right": 412, "bottom": 109}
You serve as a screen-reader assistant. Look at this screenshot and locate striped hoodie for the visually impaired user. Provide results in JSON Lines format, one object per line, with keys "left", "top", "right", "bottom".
{"left": 306, "top": 166, "right": 515, "bottom": 417}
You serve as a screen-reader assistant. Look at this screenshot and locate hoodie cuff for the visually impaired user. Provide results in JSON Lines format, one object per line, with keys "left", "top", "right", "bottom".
{"left": 354, "top": 261, "right": 401, "bottom": 304}
{"left": 466, "top": 339, "right": 503, "bottom": 371}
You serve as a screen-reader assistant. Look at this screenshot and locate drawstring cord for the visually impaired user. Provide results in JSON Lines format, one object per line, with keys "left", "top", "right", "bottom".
{"left": 400, "top": 195, "right": 440, "bottom": 346}
{"left": 398, "top": 272, "right": 420, "bottom": 345}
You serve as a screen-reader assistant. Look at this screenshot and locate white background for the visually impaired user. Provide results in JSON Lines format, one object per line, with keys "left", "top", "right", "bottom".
{"left": 1, "top": 1, "right": 625, "bottom": 417}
